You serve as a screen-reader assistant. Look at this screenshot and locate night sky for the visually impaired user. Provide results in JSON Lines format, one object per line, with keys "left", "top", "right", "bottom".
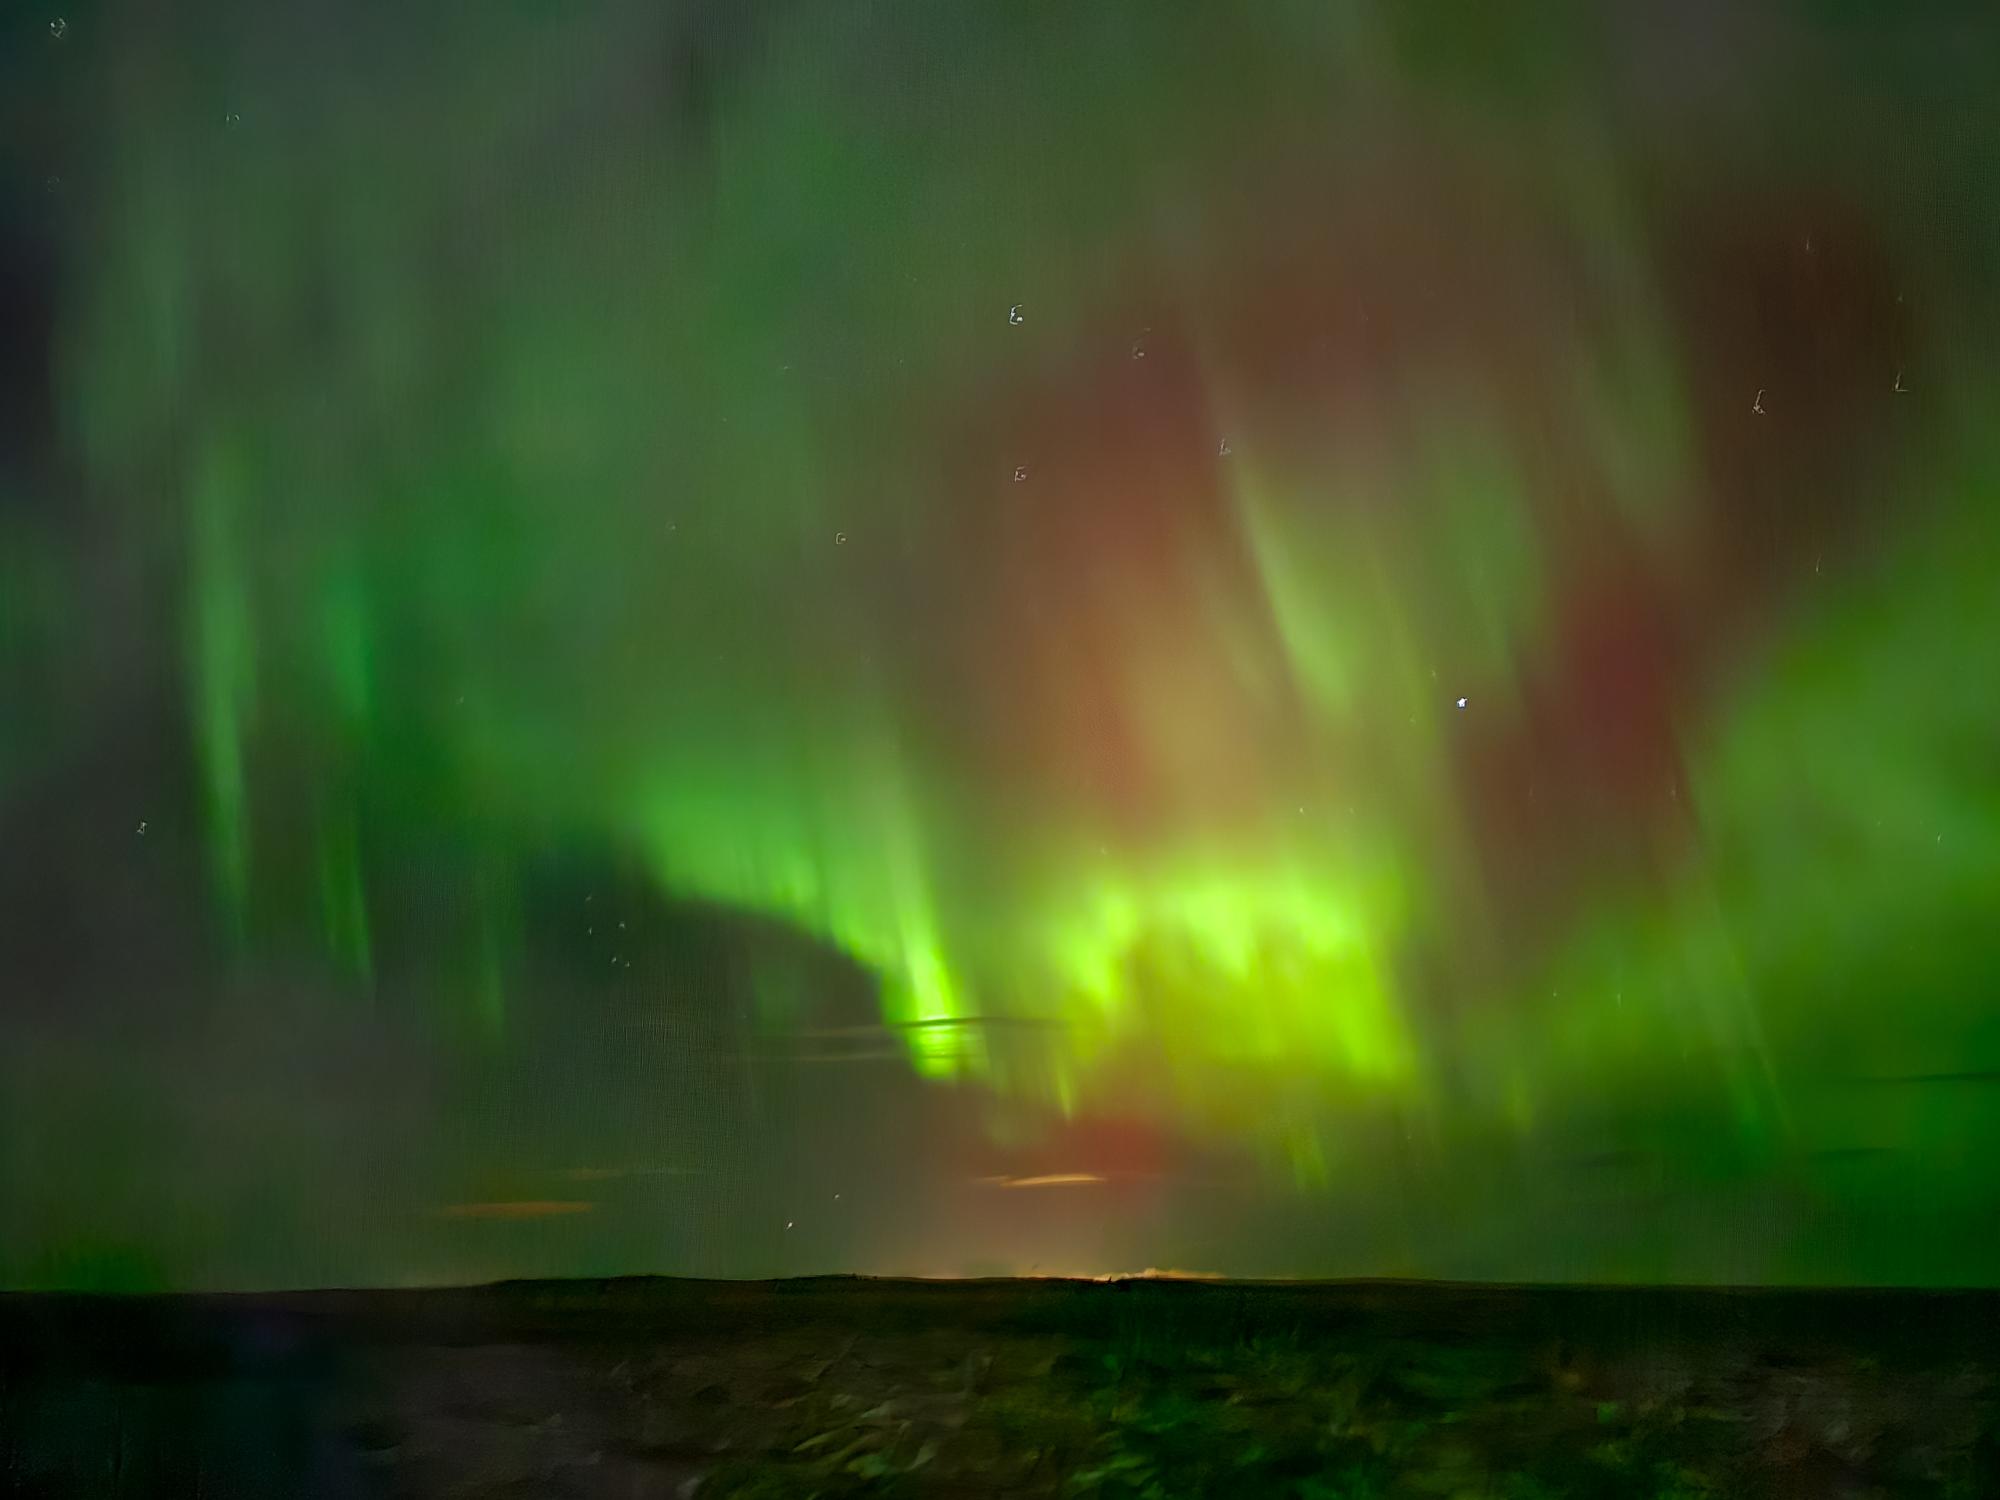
{"left": 4, "top": 1, "right": 1999, "bottom": 1290}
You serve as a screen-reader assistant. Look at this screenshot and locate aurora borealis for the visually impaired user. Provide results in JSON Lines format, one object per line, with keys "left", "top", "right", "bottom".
{"left": 4, "top": 0, "right": 2000, "bottom": 1290}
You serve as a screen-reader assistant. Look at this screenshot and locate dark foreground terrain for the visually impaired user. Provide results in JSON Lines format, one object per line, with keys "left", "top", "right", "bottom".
{"left": 3, "top": 1277, "right": 1997, "bottom": 1498}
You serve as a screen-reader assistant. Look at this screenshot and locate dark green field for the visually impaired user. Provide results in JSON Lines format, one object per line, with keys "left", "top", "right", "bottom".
{"left": 4, "top": 1278, "right": 1997, "bottom": 1497}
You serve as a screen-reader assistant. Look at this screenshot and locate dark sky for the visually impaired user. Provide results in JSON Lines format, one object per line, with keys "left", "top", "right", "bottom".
{"left": 4, "top": 0, "right": 2000, "bottom": 1290}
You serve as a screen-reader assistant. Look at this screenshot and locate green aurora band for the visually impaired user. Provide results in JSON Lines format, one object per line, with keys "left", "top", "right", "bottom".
{"left": 7, "top": 0, "right": 2000, "bottom": 1286}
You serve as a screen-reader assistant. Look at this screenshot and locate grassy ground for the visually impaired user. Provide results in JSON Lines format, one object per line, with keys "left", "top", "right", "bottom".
{"left": 4, "top": 1277, "right": 1997, "bottom": 1497}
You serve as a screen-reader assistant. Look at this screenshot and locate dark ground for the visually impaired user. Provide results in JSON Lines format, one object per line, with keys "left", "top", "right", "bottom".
{"left": 3, "top": 1278, "right": 1997, "bottom": 1498}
